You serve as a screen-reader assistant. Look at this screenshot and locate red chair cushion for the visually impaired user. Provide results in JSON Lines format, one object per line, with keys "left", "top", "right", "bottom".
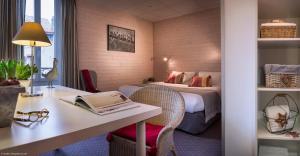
{"left": 81, "top": 69, "right": 99, "bottom": 93}
{"left": 107, "top": 123, "right": 164, "bottom": 156}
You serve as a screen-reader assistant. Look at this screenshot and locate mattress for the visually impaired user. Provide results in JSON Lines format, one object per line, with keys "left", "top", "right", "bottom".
{"left": 119, "top": 85, "right": 205, "bottom": 113}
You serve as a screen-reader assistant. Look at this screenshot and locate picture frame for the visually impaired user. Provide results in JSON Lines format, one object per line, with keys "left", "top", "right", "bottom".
{"left": 107, "top": 25, "right": 135, "bottom": 53}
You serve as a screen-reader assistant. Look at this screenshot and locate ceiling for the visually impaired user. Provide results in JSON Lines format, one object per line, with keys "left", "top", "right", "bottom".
{"left": 93, "top": 0, "right": 220, "bottom": 22}
{"left": 259, "top": 0, "right": 300, "bottom": 19}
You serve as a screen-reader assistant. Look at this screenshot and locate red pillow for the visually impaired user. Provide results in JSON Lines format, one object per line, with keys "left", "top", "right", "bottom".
{"left": 164, "top": 74, "right": 175, "bottom": 83}
{"left": 189, "top": 76, "right": 202, "bottom": 87}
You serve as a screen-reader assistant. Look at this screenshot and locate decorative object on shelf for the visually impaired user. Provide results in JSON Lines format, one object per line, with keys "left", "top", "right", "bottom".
{"left": 260, "top": 20, "right": 297, "bottom": 38}
{"left": 107, "top": 25, "right": 135, "bottom": 53}
{"left": 12, "top": 22, "right": 52, "bottom": 97}
{"left": 285, "top": 131, "right": 300, "bottom": 138}
{"left": 42, "top": 58, "right": 58, "bottom": 88}
{"left": 0, "top": 85, "right": 25, "bottom": 128}
{"left": 16, "top": 60, "right": 38, "bottom": 87}
{"left": 263, "top": 93, "right": 299, "bottom": 134}
{"left": 264, "top": 64, "right": 300, "bottom": 88}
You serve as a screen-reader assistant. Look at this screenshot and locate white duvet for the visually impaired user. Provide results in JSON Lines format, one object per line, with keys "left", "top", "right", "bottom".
{"left": 119, "top": 85, "right": 212, "bottom": 113}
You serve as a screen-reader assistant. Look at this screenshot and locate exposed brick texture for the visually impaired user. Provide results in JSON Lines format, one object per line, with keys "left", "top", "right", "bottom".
{"left": 153, "top": 8, "right": 221, "bottom": 81}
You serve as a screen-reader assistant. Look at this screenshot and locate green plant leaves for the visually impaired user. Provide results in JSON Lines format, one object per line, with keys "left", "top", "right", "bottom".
{"left": 15, "top": 60, "right": 38, "bottom": 80}
{"left": 0, "top": 60, "right": 38, "bottom": 80}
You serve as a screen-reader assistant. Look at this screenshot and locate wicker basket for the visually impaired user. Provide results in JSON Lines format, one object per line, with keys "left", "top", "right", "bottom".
{"left": 263, "top": 94, "right": 299, "bottom": 134}
{"left": 265, "top": 73, "right": 300, "bottom": 88}
{"left": 260, "top": 20, "right": 296, "bottom": 38}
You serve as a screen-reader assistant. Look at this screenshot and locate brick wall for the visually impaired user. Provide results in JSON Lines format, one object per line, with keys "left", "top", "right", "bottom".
{"left": 153, "top": 8, "right": 221, "bottom": 81}
{"left": 77, "top": 1, "right": 220, "bottom": 90}
{"left": 77, "top": 0, "right": 154, "bottom": 91}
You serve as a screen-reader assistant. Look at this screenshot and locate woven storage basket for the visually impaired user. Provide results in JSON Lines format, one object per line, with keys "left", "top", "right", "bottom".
{"left": 260, "top": 20, "right": 296, "bottom": 38}
{"left": 265, "top": 64, "right": 300, "bottom": 88}
{"left": 265, "top": 73, "right": 300, "bottom": 88}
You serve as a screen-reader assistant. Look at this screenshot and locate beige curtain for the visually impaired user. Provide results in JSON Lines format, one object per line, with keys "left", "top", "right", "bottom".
{"left": 61, "top": 0, "right": 79, "bottom": 89}
{"left": 0, "top": 0, "right": 25, "bottom": 60}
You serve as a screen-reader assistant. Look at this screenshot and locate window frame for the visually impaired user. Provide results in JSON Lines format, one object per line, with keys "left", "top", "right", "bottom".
{"left": 26, "top": 0, "right": 58, "bottom": 86}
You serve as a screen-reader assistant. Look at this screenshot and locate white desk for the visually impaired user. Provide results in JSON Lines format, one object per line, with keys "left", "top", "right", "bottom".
{"left": 0, "top": 86, "right": 161, "bottom": 155}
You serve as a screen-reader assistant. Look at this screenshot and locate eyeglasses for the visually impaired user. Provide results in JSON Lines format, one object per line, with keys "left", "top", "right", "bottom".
{"left": 14, "top": 108, "right": 49, "bottom": 122}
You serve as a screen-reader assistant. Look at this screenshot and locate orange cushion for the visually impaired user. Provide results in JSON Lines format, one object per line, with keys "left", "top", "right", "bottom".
{"left": 189, "top": 75, "right": 212, "bottom": 87}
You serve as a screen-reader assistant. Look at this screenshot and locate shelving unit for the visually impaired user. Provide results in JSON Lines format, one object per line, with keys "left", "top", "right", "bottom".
{"left": 258, "top": 38, "right": 300, "bottom": 48}
{"left": 258, "top": 87, "right": 300, "bottom": 92}
{"left": 257, "top": 0, "right": 300, "bottom": 155}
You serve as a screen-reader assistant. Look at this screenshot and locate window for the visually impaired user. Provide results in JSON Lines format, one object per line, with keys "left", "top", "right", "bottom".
{"left": 25, "top": 0, "right": 57, "bottom": 85}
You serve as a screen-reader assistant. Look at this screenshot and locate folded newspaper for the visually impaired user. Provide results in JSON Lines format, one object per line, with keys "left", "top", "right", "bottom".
{"left": 60, "top": 91, "right": 139, "bottom": 115}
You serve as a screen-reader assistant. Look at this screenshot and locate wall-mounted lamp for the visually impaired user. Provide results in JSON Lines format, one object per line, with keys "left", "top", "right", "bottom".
{"left": 163, "top": 57, "right": 169, "bottom": 62}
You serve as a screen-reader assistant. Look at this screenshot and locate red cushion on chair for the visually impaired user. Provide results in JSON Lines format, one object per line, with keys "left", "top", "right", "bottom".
{"left": 107, "top": 123, "right": 164, "bottom": 156}
{"left": 81, "top": 69, "right": 99, "bottom": 93}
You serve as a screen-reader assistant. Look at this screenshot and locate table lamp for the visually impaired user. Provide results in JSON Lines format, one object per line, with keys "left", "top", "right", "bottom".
{"left": 12, "top": 22, "right": 52, "bottom": 97}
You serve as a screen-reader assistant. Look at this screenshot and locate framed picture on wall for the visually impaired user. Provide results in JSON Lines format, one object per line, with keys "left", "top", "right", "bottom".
{"left": 107, "top": 25, "right": 135, "bottom": 53}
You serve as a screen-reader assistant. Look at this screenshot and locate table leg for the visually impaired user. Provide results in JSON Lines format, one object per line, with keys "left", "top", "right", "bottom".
{"left": 136, "top": 121, "right": 146, "bottom": 156}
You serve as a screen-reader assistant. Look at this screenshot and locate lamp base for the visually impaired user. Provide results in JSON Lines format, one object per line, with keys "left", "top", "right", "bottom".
{"left": 21, "top": 91, "right": 43, "bottom": 97}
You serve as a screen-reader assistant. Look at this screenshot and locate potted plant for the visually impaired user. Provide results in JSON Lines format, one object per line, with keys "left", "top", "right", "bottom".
{"left": 0, "top": 60, "right": 25, "bottom": 128}
{"left": 15, "top": 60, "right": 38, "bottom": 87}
{"left": 0, "top": 60, "right": 19, "bottom": 86}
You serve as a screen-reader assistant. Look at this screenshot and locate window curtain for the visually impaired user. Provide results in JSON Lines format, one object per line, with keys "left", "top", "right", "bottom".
{"left": 58, "top": 0, "right": 79, "bottom": 89}
{"left": 0, "top": 0, "right": 25, "bottom": 60}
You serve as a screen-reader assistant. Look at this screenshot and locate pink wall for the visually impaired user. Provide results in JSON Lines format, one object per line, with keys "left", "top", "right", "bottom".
{"left": 77, "top": 0, "right": 154, "bottom": 91}
{"left": 153, "top": 8, "right": 221, "bottom": 81}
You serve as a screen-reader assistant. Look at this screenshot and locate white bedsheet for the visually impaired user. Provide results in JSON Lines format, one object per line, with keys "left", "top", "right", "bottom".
{"left": 150, "top": 82, "right": 221, "bottom": 95}
{"left": 118, "top": 85, "right": 205, "bottom": 113}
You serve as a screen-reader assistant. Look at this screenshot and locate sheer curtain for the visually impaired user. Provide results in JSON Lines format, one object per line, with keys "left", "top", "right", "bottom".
{"left": 0, "top": 0, "right": 25, "bottom": 59}
{"left": 56, "top": 0, "right": 79, "bottom": 88}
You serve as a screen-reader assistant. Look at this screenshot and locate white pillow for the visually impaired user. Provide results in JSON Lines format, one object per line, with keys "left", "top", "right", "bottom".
{"left": 182, "top": 72, "right": 195, "bottom": 84}
{"left": 198, "top": 72, "right": 221, "bottom": 86}
{"left": 170, "top": 71, "right": 182, "bottom": 76}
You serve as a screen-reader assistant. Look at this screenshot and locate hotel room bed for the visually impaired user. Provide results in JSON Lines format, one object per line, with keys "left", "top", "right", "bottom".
{"left": 119, "top": 82, "right": 221, "bottom": 134}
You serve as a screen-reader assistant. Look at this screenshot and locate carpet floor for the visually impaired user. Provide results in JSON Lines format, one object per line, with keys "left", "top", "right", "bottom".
{"left": 41, "top": 120, "right": 221, "bottom": 156}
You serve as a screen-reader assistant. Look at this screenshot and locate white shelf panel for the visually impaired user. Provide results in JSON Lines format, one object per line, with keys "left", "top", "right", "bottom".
{"left": 258, "top": 38, "right": 300, "bottom": 48}
{"left": 257, "top": 112, "right": 300, "bottom": 141}
{"left": 258, "top": 87, "right": 300, "bottom": 92}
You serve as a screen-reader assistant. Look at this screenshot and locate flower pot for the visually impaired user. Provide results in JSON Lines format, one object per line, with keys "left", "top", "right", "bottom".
{"left": 0, "top": 85, "right": 25, "bottom": 128}
{"left": 18, "top": 79, "right": 31, "bottom": 87}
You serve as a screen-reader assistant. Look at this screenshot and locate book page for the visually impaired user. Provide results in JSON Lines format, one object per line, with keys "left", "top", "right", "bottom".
{"left": 76, "top": 91, "right": 130, "bottom": 109}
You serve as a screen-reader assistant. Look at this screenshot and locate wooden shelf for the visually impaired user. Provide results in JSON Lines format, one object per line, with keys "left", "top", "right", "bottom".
{"left": 257, "top": 112, "right": 300, "bottom": 141}
{"left": 258, "top": 87, "right": 300, "bottom": 92}
{"left": 258, "top": 38, "right": 300, "bottom": 48}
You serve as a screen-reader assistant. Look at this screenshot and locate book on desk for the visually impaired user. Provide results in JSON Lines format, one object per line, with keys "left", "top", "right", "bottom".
{"left": 60, "top": 91, "right": 139, "bottom": 115}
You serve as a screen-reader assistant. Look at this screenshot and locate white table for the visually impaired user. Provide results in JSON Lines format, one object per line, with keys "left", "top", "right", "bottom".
{"left": 0, "top": 86, "right": 161, "bottom": 155}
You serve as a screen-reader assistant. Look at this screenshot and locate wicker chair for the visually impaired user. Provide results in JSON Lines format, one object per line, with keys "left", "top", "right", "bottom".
{"left": 108, "top": 85, "right": 185, "bottom": 156}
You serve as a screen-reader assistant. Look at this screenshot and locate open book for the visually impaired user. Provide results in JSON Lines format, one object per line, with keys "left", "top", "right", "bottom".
{"left": 60, "top": 91, "right": 139, "bottom": 115}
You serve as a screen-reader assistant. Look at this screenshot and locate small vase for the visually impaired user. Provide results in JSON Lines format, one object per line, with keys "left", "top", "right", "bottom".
{"left": 18, "top": 79, "right": 31, "bottom": 87}
{"left": 0, "top": 85, "right": 25, "bottom": 128}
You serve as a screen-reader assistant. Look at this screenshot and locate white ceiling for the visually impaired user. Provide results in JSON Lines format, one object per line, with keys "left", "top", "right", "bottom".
{"left": 93, "top": 0, "right": 220, "bottom": 22}
{"left": 259, "top": 0, "right": 300, "bottom": 19}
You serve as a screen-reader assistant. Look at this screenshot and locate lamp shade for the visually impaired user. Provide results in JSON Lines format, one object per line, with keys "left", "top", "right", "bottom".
{"left": 12, "top": 22, "right": 52, "bottom": 47}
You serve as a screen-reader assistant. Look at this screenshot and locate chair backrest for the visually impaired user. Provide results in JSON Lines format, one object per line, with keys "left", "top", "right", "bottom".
{"left": 129, "top": 85, "right": 185, "bottom": 128}
{"left": 80, "top": 70, "right": 97, "bottom": 91}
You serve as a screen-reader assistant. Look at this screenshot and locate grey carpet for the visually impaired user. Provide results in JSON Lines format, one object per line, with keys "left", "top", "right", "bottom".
{"left": 41, "top": 120, "right": 221, "bottom": 156}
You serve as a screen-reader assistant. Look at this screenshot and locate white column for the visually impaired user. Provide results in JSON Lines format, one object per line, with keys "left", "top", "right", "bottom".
{"left": 136, "top": 121, "right": 146, "bottom": 156}
{"left": 222, "top": 0, "right": 258, "bottom": 156}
